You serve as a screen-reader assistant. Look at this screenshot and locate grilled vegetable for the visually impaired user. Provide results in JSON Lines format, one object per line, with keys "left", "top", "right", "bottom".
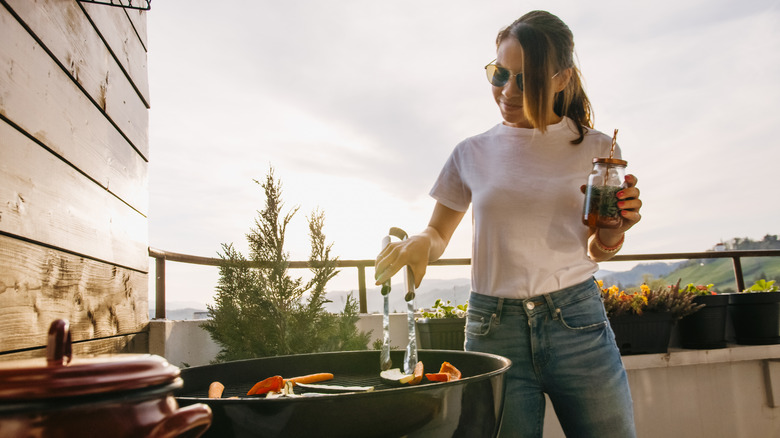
{"left": 247, "top": 375, "right": 284, "bottom": 395}
{"left": 439, "top": 362, "right": 462, "bottom": 381}
{"left": 380, "top": 368, "right": 414, "bottom": 385}
{"left": 286, "top": 373, "right": 334, "bottom": 386}
{"left": 426, "top": 362, "right": 462, "bottom": 383}
{"left": 380, "top": 361, "right": 425, "bottom": 386}
{"left": 208, "top": 381, "right": 225, "bottom": 398}
{"left": 266, "top": 381, "right": 298, "bottom": 398}
{"left": 425, "top": 372, "right": 451, "bottom": 382}
{"left": 409, "top": 361, "right": 424, "bottom": 385}
{"left": 295, "top": 382, "right": 374, "bottom": 393}
{"left": 247, "top": 373, "right": 334, "bottom": 396}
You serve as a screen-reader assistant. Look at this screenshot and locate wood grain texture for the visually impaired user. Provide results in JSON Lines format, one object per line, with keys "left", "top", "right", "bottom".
{"left": 122, "top": 2, "right": 148, "bottom": 50}
{"left": 0, "top": 332, "right": 149, "bottom": 361}
{"left": 0, "top": 235, "right": 148, "bottom": 353}
{"left": 80, "top": 0, "right": 150, "bottom": 107}
{"left": 0, "top": 5, "right": 149, "bottom": 215}
{"left": 0, "top": 120, "right": 148, "bottom": 271}
{"left": 4, "top": 0, "right": 150, "bottom": 160}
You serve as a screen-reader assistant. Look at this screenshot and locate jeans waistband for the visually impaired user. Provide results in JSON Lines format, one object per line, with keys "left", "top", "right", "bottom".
{"left": 468, "top": 278, "right": 600, "bottom": 319}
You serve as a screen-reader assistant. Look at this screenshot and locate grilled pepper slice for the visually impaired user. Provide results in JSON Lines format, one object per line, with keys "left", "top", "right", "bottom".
{"left": 247, "top": 375, "right": 284, "bottom": 395}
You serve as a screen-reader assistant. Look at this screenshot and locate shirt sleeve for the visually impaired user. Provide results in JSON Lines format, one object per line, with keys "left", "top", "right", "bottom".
{"left": 429, "top": 145, "right": 471, "bottom": 212}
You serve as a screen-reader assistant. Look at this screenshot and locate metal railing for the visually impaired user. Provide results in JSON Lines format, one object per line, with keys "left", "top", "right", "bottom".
{"left": 148, "top": 247, "right": 780, "bottom": 319}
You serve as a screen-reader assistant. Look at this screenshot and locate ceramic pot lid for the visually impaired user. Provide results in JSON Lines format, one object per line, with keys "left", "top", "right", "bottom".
{"left": 0, "top": 319, "right": 180, "bottom": 400}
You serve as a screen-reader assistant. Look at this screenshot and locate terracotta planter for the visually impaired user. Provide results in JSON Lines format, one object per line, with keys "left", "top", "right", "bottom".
{"left": 678, "top": 294, "right": 729, "bottom": 349}
{"left": 608, "top": 311, "right": 675, "bottom": 355}
{"left": 416, "top": 318, "right": 466, "bottom": 350}
{"left": 729, "top": 291, "right": 780, "bottom": 345}
{"left": 0, "top": 320, "right": 212, "bottom": 438}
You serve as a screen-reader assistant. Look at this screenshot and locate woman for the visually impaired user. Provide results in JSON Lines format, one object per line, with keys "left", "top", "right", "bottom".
{"left": 375, "top": 10, "right": 641, "bottom": 438}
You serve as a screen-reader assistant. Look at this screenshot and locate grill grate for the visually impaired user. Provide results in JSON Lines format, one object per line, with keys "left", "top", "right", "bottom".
{"left": 181, "top": 372, "right": 437, "bottom": 399}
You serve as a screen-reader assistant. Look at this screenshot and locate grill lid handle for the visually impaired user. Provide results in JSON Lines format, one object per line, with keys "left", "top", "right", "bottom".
{"left": 47, "top": 319, "right": 73, "bottom": 366}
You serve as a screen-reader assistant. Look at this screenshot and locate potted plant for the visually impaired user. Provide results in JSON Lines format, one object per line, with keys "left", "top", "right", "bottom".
{"left": 600, "top": 280, "right": 703, "bottom": 355}
{"left": 677, "top": 283, "right": 729, "bottom": 349}
{"left": 416, "top": 299, "right": 468, "bottom": 350}
{"left": 730, "top": 279, "right": 780, "bottom": 345}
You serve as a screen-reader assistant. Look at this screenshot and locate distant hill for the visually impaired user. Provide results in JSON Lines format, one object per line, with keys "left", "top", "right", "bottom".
{"left": 595, "top": 262, "right": 683, "bottom": 288}
{"left": 661, "top": 256, "right": 780, "bottom": 293}
{"left": 323, "top": 278, "right": 472, "bottom": 314}
{"left": 149, "top": 301, "right": 209, "bottom": 320}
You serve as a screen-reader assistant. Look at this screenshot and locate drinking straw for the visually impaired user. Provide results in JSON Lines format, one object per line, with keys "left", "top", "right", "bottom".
{"left": 609, "top": 129, "right": 619, "bottom": 159}
{"left": 603, "top": 129, "right": 619, "bottom": 185}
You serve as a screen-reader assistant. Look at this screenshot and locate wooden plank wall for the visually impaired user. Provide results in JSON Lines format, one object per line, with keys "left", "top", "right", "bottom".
{"left": 0, "top": 0, "right": 150, "bottom": 360}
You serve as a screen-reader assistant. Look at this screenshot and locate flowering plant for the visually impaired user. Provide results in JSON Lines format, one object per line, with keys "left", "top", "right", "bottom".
{"left": 742, "top": 279, "right": 779, "bottom": 293}
{"left": 680, "top": 283, "right": 717, "bottom": 296}
{"left": 419, "top": 299, "right": 468, "bottom": 319}
{"left": 599, "top": 279, "right": 703, "bottom": 320}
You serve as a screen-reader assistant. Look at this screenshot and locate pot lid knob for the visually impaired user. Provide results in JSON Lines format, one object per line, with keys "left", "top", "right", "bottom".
{"left": 47, "top": 319, "right": 73, "bottom": 366}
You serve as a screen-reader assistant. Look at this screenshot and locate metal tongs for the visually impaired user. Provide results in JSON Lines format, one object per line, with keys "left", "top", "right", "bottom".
{"left": 379, "top": 227, "right": 418, "bottom": 375}
{"left": 380, "top": 235, "right": 393, "bottom": 371}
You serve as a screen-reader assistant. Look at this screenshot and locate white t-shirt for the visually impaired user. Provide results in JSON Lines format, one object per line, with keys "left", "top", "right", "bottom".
{"left": 430, "top": 117, "right": 621, "bottom": 299}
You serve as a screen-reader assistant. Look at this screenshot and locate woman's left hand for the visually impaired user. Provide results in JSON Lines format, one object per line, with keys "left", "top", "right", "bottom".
{"left": 615, "top": 174, "right": 642, "bottom": 233}
{"left": 588, "top": 174, "right": 642, "bottom": 259}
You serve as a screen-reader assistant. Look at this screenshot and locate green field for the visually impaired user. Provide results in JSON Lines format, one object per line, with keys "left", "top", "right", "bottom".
{"left": 661, "top": 256, "right": 780, "bottom": 293}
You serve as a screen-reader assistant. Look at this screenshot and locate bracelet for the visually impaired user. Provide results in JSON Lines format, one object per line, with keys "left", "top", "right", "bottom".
{"left": 595, "top": 232, "right": 625, "bottom": 254}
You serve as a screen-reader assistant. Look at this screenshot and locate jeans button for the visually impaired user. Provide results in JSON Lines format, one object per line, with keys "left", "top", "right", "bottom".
{"left": 526, "top": 302, "right": 534, "bottom": 310}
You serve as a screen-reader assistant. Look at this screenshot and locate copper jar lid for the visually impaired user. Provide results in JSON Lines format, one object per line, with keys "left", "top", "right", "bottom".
{"left": 0, "top": 319, "right": 181, "bottom": 400}
{"left": 592, "top": 157, "right": 627, "bottom": 166}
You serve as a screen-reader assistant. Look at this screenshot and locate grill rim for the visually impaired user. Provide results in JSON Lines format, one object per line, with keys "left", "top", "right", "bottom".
{"left": 175, "top": 349, "right": 511, "bottom": 402}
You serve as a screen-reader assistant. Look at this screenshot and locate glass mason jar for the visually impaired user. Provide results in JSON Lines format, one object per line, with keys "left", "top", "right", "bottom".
{"left": 582, "top": 158, "right": 627, "bottom": 229}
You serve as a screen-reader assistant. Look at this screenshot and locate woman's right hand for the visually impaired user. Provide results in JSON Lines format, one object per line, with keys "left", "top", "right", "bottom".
{"left": 375, "top": 234, "right": 432, "bottom": 289}
{"left": 375, "top": 202, "right": 466, "bottom": 290}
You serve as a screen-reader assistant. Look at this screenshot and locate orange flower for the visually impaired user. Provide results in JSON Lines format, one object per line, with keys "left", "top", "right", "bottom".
{"left": 601, "top": 280, "right": 704, "bottom": 319}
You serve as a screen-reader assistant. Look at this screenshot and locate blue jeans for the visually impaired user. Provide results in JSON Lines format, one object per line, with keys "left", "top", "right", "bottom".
{"left": 465, "top": 278, "right": 636, "bottom": 438}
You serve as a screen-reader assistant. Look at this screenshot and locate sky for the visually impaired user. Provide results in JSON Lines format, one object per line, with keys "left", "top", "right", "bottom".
{"left": 146, "top": 0, "right": 780, "bottom": 311}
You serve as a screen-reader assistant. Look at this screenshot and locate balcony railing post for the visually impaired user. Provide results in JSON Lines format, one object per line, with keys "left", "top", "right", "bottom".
{"left": 155, "top": 255, "right": 166, "bottom": 319}
{"left": 732, "top": 256, "right": 745, "bottom": 292}
{"left": 357, "top": 265, "right": 367, "bottom": 314}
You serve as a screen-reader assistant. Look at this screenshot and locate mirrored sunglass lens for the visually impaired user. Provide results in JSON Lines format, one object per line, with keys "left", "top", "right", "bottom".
{"left": 486, "top": 65, "right": 510, "bottom": 86}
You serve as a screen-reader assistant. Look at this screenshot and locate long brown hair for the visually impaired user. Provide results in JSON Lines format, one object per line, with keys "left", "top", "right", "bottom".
{"left": 497, "top": 11, "right": 593, "bottom": 144}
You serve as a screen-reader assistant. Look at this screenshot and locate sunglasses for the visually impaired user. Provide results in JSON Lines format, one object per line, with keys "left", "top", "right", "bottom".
{"left": 485, "top": 60, "right": 559, "bottom": 91}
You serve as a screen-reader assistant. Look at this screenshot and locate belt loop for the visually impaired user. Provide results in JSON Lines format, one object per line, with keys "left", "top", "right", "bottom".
{"left": 543, "top": 294, "right": 559, "bottom": 320}
{"left": 494, "top": 297, "right": 504, "bottom": 325}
